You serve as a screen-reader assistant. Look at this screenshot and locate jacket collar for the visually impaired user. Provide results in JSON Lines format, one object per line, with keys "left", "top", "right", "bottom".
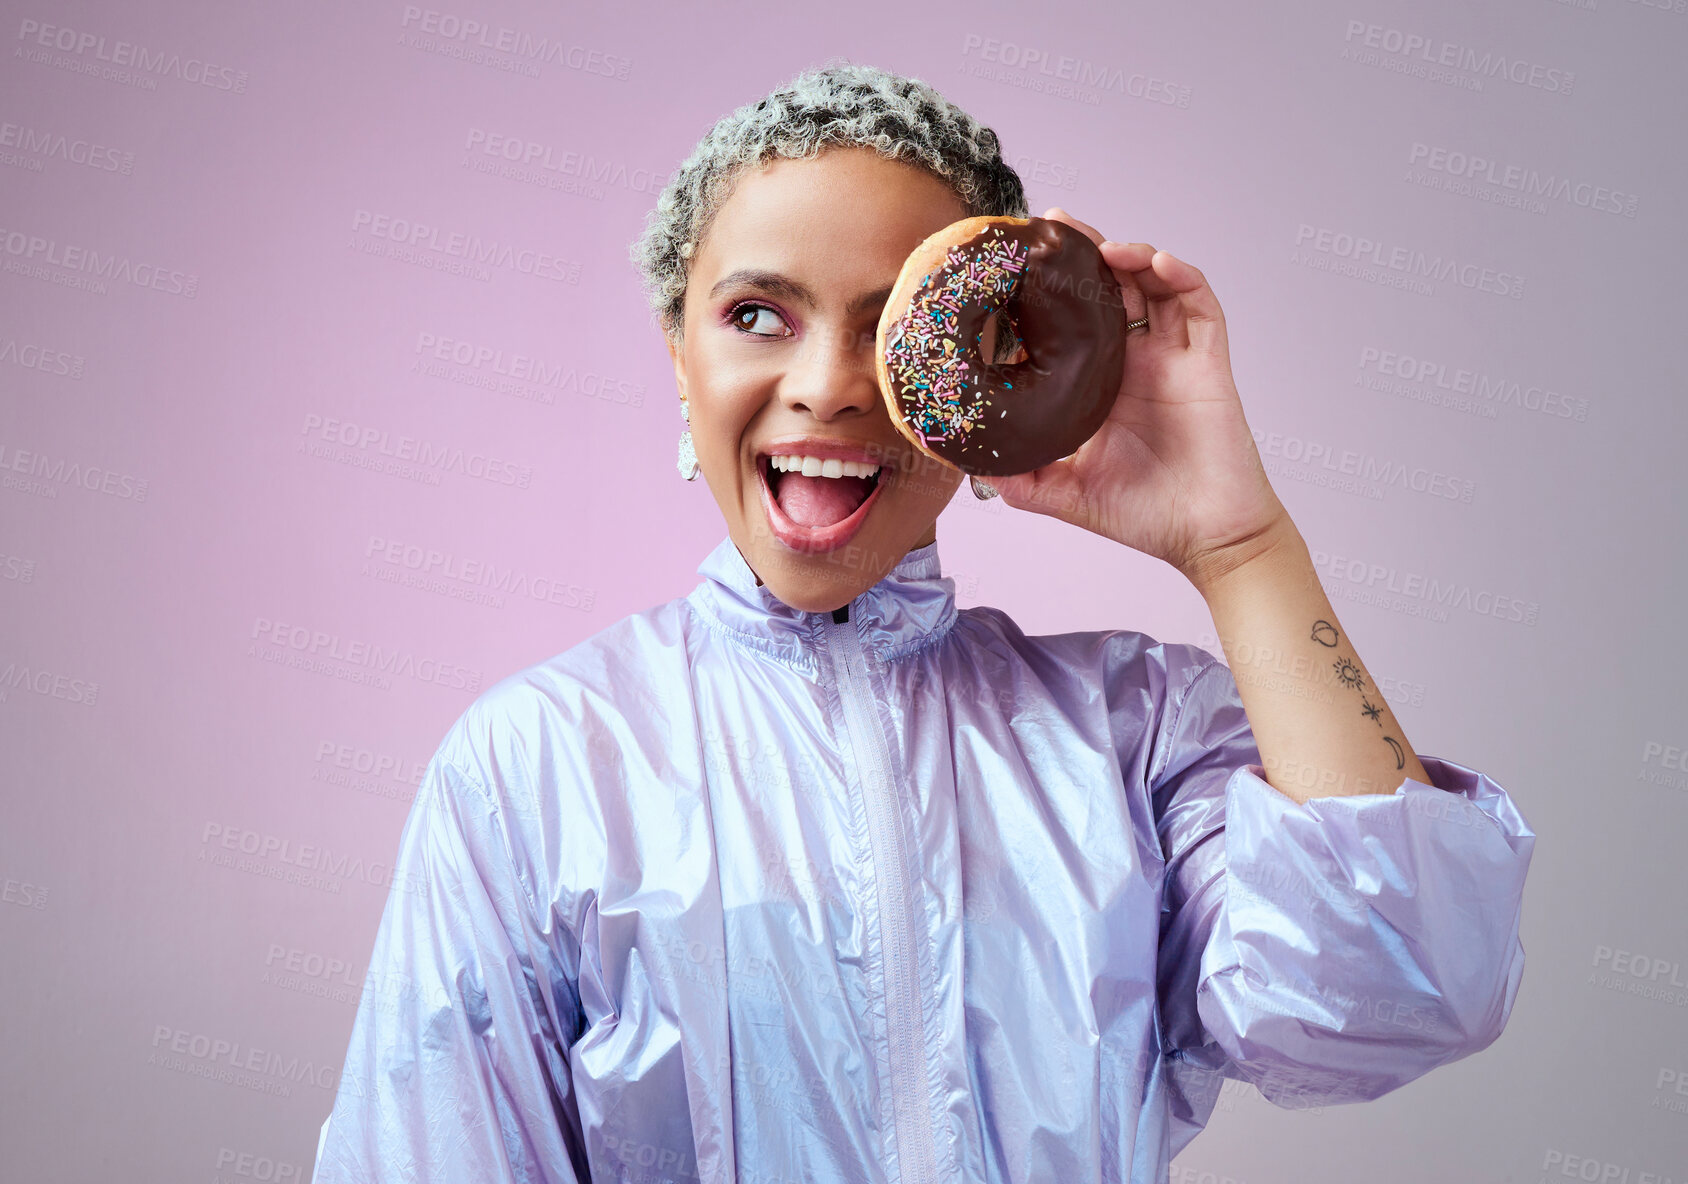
{"left": 687, "top": 533, "right": 958, "bottom": 670}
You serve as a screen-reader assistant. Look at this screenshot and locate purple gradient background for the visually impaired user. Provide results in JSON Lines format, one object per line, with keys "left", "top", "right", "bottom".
{"left": 2, "top": 1, "right": 1684, "bottom": 1180}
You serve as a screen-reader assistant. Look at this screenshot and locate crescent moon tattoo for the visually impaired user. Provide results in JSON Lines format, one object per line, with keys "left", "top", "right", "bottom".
{"left": 1310, "top": 620, "right": 1339, "bottom": 647}
{"left": 1382, "top": 735, "right": 1405, "bottom": 769}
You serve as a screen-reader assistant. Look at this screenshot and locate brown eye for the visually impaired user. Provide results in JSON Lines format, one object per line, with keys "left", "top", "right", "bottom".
{"left": 730, "top": 302, "right": 789, "bottom": 337}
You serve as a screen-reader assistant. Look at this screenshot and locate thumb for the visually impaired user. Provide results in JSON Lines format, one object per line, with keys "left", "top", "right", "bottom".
{"left": 987, "top": 471, "right": 1033, "bottom": 502}
{"left": 989, "top": 458, "right": 1080, "bottom": 520}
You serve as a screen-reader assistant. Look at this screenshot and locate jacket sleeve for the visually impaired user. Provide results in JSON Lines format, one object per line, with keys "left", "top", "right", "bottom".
{"left": 311, "top": 704, "right": 588, "bottom": 1182}
{"left": 1149, "top": 650, "right": 1535, "bottom": 1111}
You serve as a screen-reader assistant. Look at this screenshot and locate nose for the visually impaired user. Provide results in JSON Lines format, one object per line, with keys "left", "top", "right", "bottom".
{"left": 779, "top": 321, "right": 882, "bottom": 421}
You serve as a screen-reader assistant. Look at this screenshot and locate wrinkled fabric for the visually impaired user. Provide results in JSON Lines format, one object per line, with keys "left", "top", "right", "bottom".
{"left": 311, "top": 533, "right": 1534, "bottom": 1184}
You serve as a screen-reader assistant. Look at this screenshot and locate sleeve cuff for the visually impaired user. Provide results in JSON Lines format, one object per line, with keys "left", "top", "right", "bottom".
{"left": 1207, "top": 751, "right": 1534, "bottom": 1037}
{"left": 1225, "top": 752, "right": 1535, "bottom": 862}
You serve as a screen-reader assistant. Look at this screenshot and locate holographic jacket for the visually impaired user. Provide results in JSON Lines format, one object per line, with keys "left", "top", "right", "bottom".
{"left": 311, "top": 532, "right": 1534, "bottom": 1184}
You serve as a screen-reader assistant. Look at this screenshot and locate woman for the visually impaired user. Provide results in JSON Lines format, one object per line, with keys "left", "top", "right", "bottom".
{"left": 312, "top": 63, "right": 1533, "bottom": 1184}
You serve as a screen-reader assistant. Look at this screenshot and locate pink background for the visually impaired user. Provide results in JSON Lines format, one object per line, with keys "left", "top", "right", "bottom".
{"left": 2, "top": 1, "right": 1684, "bottom": 1180}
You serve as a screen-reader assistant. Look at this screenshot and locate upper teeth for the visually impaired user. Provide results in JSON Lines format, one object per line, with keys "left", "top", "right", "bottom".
{"left": 769, "top": 454, "right": 881, "bottom": 479}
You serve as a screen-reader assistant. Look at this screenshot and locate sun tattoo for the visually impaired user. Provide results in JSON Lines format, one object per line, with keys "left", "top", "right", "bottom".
{"left": 1332, "top": 656, "right": 1365, "bottom": 690}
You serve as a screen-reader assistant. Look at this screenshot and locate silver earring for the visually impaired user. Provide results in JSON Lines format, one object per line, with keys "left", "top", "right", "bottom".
{"left": 970, "top": 476, "right": 998, "bottom": 500}
{"left": 677, "top": 398, "right": 699, "bottom": 481}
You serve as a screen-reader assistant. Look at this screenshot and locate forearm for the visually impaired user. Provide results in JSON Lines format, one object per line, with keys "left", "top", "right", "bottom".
{"left": 1185, "top": 515, "right": 1429, "bottom": 804}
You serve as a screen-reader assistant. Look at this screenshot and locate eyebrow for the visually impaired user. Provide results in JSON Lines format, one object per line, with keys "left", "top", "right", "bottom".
{"left": 708, "top": 269, "right": 892, "bottom": 317}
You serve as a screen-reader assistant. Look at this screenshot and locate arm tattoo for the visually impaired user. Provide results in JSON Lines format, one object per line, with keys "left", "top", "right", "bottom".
{"left": 1310, "top": 619, "right": 1405, "bottom": 768}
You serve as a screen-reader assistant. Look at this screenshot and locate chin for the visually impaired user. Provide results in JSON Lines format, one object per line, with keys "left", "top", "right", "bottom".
{"left": 752, "top": 545, "right": 889, "bottom": 613}
{"left": 732, "top": 444, "right": 958, "bottom": 607}
{"left": 738, "top": 515, "right": 917, "bottom": 607}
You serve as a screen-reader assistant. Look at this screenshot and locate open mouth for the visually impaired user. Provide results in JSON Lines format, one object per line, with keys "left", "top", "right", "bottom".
{"left": 756, "top": 453, "right": 888, "bottom": 554}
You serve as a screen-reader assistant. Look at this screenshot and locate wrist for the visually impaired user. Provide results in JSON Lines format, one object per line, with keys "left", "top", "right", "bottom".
{"left": 1182, "top": 511, "right": 1305, "bottom": 600}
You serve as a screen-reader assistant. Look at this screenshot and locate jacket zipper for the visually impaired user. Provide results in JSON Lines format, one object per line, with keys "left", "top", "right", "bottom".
{"left": 824, "top": 604, "right": 941, "bottom": 1184}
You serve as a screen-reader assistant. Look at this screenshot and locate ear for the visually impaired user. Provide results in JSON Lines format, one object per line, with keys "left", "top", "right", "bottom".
{"left": 666, "top": 331, "right": 686, "bottom": 399}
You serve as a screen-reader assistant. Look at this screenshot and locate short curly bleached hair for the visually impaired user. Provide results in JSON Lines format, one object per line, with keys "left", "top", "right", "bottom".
{"left": 629, "top": 58, "right": 1028, "bottom": 345}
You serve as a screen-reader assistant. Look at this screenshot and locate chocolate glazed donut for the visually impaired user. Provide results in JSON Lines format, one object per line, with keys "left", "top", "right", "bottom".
{"left": 876, "top": 216, "right": 1129, "bottom": 478}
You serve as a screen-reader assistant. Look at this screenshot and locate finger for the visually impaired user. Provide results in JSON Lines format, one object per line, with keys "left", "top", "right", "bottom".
{"left": 1151, "top": 251, "right": 1229, "bottom": 360}
{"left": 1042, "top": 206, "right": 1105, "bottom": 247}
{"left": 1099, "top": 241, "right": 1155, "bottom": 326}
{"left": 1105, "top": 243, "right": 1186, "bottom": 348}
{"left": 1100, "top": 240, "right": 1156, "bottom": 269}
{"left": 1106, "top": 256, "right": 1150, "bottom": 330}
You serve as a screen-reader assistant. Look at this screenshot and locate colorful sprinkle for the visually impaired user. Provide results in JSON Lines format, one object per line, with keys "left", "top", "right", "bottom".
{"left": 883, "top": 226, "right": 1029, "bottom": 448}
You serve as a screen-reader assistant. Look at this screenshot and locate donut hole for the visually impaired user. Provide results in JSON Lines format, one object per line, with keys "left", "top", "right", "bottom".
{"left": 979, "top": 308, "right": 1029, "bottom": 366}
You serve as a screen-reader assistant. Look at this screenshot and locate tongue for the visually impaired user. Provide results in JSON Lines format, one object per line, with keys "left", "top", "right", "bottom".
{"left": 776, "top": 472, "right": 872, "bottom": 528}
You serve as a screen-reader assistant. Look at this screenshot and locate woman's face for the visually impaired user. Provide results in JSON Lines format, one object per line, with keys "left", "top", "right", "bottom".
{"left": 667, "top": 146, "right": 969, "bottom": 614}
